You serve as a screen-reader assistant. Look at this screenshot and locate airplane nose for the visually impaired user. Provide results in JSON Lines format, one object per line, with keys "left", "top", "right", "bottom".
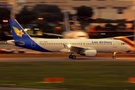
{"left": 126, "top": 45, "right": 131, "bottom": 51}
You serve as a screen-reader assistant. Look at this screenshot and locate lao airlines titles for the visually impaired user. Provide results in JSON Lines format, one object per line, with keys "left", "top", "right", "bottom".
{"left": 92, "top": 41, "right": 112, "bottom": 44}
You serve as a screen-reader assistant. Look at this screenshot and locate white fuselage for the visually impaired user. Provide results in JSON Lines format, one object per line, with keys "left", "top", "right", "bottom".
{"left": 32, "top": 38, "right": 130, "bottom": 52}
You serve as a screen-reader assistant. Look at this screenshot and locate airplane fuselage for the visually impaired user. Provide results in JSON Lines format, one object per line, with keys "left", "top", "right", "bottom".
{"left": 34, "top": 39, "right": 129, "bottom": 52}
{"left": 7, "top": 39, "right": 130, "bottom": 53}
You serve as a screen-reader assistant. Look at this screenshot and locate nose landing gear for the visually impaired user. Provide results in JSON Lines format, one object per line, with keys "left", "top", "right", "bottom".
{"left": 112, "top": 52, "right": 116, "bottom": 59}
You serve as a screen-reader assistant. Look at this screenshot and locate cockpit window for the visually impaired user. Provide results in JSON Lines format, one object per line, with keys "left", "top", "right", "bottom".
{"left": 121, "top": 43, "right": 125, "bottom": 45}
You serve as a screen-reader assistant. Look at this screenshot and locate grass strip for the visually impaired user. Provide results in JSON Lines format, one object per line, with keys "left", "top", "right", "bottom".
{"left": 0, "top": 61, "right": 135, "bottom": 90}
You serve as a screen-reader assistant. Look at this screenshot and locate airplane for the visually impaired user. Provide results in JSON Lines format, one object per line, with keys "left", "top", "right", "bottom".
{"left": 6, "top": 19, "right": 131, "bottom": 59}
{"left": 43, "top": 11, "right": 89, "bottom": 39}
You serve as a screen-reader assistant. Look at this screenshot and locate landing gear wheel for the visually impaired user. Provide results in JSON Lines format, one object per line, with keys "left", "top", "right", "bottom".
{"left": 112, "top": 56, "right": 116, "bottom": 59}
{"left": 112, "top": 52, "right": 116, "bottom": 59}
{"left": 72, "top": 55, "right": 76, "bottom": 59}
{"left": 69, "top": 55, "right": 73, "bottom": 59}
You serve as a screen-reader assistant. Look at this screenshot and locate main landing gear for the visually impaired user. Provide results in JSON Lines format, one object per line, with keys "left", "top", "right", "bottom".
{"left": 69, "top": 54, "right": 76, "bottom": 59}
{"left": 112, "top": 52, "right": 116, "bottom": 59}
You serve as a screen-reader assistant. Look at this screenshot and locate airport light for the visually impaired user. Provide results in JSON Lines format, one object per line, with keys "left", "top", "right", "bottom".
{"left": 24, "top": 28, "right": 31, "bottom": 32}
{"left": 24, "top": 28, "right": 28, "bottom": 32}
{"left": 3, "top": 20, "right": 8, "bottom": 23}
{"left": 55, "top": 26, "right": 62, "bottom": 30}
{"left": 69, "top": 20, "right": 74, "bottom": 22}
{"left": 71, "top": 26, "right": 75, "bottom": 29}
{"left": 38, "top": 18, "right": 43, "bottom": 20}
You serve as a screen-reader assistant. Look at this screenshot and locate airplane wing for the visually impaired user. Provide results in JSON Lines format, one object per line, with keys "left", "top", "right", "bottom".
{"left": 60, "top": 44, "right": 95, "bottom": 54}
{"left": 60, "top": 44, "right": 97, "bottom": 57}
{"left": 70, "top": 45, "right": 95, "bottom": 52}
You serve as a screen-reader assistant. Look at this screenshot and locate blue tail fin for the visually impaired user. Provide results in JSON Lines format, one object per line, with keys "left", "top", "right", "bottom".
{"left": 9, "top": 19, "right": 31, "bottom": 41}
{"left": 9, "top": 19, "right": 51, "bottom": 52}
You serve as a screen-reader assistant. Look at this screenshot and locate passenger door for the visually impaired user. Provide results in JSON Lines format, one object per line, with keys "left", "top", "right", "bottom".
{"left": 113, "top": 41, "right": 117, "bottom": 48}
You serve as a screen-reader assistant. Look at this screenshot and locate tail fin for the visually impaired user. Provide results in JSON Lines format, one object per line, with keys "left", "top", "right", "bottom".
{"left": 9, "top": 19, "right": 31, "bottom": 41}
{"left": 8, "top": 19, "right": 51, "bottom": 52}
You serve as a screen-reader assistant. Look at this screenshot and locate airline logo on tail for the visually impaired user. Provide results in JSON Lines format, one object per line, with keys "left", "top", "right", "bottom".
{"left": 12, "top": 26, "right": 24, "bottom": 37}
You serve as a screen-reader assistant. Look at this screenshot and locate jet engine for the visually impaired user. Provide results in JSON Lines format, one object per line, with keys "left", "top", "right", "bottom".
{"left": 81, "top": 50, "right": 97, "bottom": 57}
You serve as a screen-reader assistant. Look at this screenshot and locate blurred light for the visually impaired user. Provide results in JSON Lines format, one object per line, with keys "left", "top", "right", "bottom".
{"left": 128, "top": 78, "right": 135, "bottom": 83}
{"left": 55, "top": 26, "right": 62, "bottom": 30}
{"left": 126, "top": 20, "right": 131, "bottom": 21}
{"left": 37, "top": 31, "right": 42, "bottom": 36}
{"left": 76, "top": 24, "right": 80, "bottom": 26}
{"left": 24, "top": 28, "right": 28, "bottom": 32}
{"left": 67, "top": 44, "right": 71, "bottom": 48}
{"left": 84, "top": 18, "right": 88, "bottom": 20}
{"left": 24, "top": 28, "right": 31, "bottom": 32}
{"left": 69, "top": 20, "right": 74, "bottom": 22}
{"left": 38, "top": 18, "right": 43, "bottom": 20}
{"left": 92, "top": 18, "right": 97, "bottom": 20}
{"left": 44, "top": 77, "right": 64, "bottom": 83}
{"left": 71, "top": 26, "right": 75, "bottom": 29}
{"left": 9, "top": 2, "right": 14, "bottom": 4}
{"left": 101, "top": 33, "right": 106, "bottom": 35}
{"left": 3, "top": 20, "right": 8, "bottom": 23}
{"left": 34, "top": 28, "right": 39, "bottom": 30}
{"left": 90, "top": 27, "right": 96, "bottom": 32}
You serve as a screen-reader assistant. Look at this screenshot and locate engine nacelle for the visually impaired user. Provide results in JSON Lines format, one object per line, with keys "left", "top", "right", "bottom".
{"left": 60, "top": 49, "right": 71, "bottom": 54}
{"left": 83, "top": 50, "right": 97, "bottom": 57}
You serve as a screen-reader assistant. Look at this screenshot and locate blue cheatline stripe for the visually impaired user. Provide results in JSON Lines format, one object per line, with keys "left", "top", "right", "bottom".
{"left": 9, "top": 19, "right": 51, "bottom": 52}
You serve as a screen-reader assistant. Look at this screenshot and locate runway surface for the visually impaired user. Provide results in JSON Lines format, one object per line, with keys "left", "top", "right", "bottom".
{"left": 0, "top": 57, "right": 135, "bottom": 62}
{"left": 0, "top": 44, "right": 50, "bottom": 54}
